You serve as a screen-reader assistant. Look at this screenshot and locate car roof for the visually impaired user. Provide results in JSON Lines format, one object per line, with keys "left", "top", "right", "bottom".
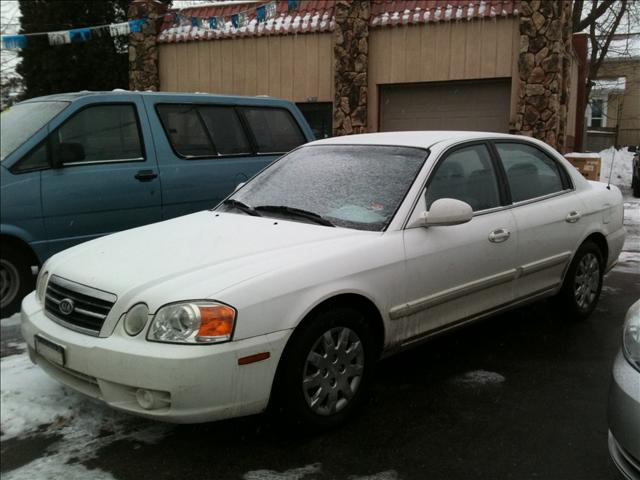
{"left": 308, "top": 131, "right": 530, "bottom": 150}
{"left": 20, "top": 90, "right": 293, "bottom": 104}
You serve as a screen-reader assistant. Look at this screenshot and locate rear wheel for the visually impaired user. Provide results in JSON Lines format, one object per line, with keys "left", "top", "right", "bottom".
{"left": 0, "top": 244, "right": 34, "bottom": 317}
{"left": 274, "top": 306, "right": 377, "bottom": 430}
{"left": 558, "top": 241, "right": 603, "bottom": 320}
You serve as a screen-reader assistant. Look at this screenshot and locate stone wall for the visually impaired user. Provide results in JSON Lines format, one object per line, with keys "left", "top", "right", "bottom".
{"left": 514, "top": 0, "right": 573, "bottom": 151}
{"left": 128, "top": 0, "right": 167, "bottom": 91}
{"left": 333, "top": 0, "right": 370, "bottom": 136}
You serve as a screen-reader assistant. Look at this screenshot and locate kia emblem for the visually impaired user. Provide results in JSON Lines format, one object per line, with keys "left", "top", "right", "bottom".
{"left": 58, "top": 298, "right": 75, "bottom": 316}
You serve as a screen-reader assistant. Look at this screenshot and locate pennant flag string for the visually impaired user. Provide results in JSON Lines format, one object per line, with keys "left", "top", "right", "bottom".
{"left": 0, "top": 17, "right": 147, "bottom": 49}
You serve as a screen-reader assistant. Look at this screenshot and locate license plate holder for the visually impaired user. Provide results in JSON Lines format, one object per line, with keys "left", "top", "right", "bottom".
{"left": 35, "top": 335, "right": 66, "bottom": 366}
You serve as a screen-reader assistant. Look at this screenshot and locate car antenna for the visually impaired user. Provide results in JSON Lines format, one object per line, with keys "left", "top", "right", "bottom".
{"left": 606, "top": 148, "right": 616, "bottom": 190}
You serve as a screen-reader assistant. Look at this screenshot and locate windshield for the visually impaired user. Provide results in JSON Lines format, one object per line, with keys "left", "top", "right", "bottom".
{"left": 219, "top": 145, "right": 428, "bottom": 231}
{"left": 1, "top": 101, "right": 69, "bottom": 162}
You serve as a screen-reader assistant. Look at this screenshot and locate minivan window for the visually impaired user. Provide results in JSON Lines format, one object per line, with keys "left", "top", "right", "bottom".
{"left": 242, "top": 108, "right": 305, "bottom": 153}
{"left": 199, "top": 106, "right": 251, "bottom": 155}
{"left": 0, "top": 101, "right": 68, "bottom": 162}
{"left": 495, "top": 142, "right": 565, "bottom": 202}
{"left": 157, "top": 104, "right": 216, "bottom": 157}
{"left": 56, "top": 104, "right": 143, "bottom": 163}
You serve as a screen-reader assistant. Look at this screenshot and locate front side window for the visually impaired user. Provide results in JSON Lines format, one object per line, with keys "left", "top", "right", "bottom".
{"left": 242, "top": 108, "right": 305, "bottom": 153}
{"left": 495, "top": 142, "right": 565, "bottom": 203}
{"left": 13, "top": 141, "right": 49, "bottom": 172}
{"left": 426, "top": 144, "right": 501, "bottom": 212}
{"left": 220, "top": 145, "right": 427, "bottom": 231}
{"left": 56, "top": 104, "right": 143, "bottom": 164}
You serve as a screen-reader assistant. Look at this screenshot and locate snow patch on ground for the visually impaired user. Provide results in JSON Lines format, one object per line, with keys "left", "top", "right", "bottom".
{"left": 1, "top": 352, "right": 171, "bottom": 479}
{"left": 349, "top": 471, "right": 400, "bottom": 480}
{"left": 1, "top": 312, "right": 21, "bottom": 325}
{"left": 599, "top": 147, "right": 634, "bottom": 188}
{"left": 243, "top": 463, "right": 322, "bottom": 480}
{"left": 451, "top": 370, "right": 506, "bottom": 386}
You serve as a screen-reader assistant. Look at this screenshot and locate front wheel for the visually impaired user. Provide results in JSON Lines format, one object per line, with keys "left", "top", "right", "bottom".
{"left": 557, "top": 241, "right": 604, "bottom": 320}
{"left": 274, "top": 306, "right": 377, "bottom": 430}
{"left": 0, "top": 245, "right": 34, "bottom": 317}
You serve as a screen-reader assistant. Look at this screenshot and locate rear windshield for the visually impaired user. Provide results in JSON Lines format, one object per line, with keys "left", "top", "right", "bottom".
{"left": 1, "top": 101, "right": 69, "bottom": 162}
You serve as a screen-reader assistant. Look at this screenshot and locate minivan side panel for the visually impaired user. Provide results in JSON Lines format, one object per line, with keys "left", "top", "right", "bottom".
{"left": 142, "top": 95, "right": 312, "bottom": 220}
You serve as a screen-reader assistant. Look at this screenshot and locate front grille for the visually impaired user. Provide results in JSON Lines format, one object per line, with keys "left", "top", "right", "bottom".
{"left": 44, "top": 275, "right": 117, "bottom": 335}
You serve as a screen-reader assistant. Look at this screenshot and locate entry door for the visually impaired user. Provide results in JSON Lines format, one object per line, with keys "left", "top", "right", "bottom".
{"left": 399, "top": 144, "right": 517, "bottom": 340}
{"left": 493, "top": 142, "right": 588, "bottom": 299}
{"left": 41, "top": 101, "right": 161, "bottom": 255}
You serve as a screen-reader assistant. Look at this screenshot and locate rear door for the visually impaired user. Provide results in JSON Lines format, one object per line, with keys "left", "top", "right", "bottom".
{"left": 400, "top": 142, "right": 518, "bottom": 339}
{"left": 492, "top": 141, "right": 587, "bottom": 299}
{"left": 145, "top": 96, "right": 308, "bottom": 220}
{"left": 40, "top": 96, "right": 161, "bottom": 255}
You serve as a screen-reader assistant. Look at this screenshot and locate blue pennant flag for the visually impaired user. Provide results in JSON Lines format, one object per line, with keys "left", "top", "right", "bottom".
{"left": 191, "top": 16, "right": 199, "bottom": 27}
{"left": 256, "top": 5, "right": 266, "bottom": 22}
{"left": 69, "top": 28, "right": 91, "bottom": 42}
{"left": 171, "top": 12, "right": 180, "bottom": 26}
{"left": 129, "top": 18, "right": 145, "bottom": 33}
{"left": 288, "top": 0, "right": 297, "bottom": 11}
{"left": 231, "top": 14, "right": 239, "bottom": 28}
{"left": 1, "top": 34, "right": 26, "bottom": 49}
{"left": 208, "top": 16, "right": 217, "bottom": 29}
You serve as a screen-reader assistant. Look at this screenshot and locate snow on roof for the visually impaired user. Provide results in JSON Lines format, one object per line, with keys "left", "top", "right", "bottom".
{"left": 158, "top": 0, "right": 519, "bottom": 43}
{"left": 592, "top": 77, "right": 627, "bottom": 92}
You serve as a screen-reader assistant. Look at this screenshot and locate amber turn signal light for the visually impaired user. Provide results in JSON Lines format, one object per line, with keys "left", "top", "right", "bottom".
{"left": 197, "top": 305, "right": 236, "bottom": 339}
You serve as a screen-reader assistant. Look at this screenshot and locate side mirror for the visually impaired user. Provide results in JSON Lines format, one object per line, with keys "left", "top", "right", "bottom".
{"left": 52, "top": 142, "right": 85, "bottom": 168}
{"left": 424, "top": 198, "right": 473, "bottom": 226}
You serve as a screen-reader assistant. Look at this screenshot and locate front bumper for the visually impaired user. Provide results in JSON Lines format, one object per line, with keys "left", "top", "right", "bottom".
{"left": 608, "top": 351, "right": 640, "bottom": 479}
{"left": 20, "top": 292, "right": 292, "bottom": 423}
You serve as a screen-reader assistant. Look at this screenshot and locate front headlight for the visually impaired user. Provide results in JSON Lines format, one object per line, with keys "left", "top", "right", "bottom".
{"left": 622, "top": 299, "right": 640, "bottom": 372}
{"left": 35, "top": 268, "right": 49, "bottom": 304}
{"left": 147, "top": 301, "right": 236, "bottom": 344}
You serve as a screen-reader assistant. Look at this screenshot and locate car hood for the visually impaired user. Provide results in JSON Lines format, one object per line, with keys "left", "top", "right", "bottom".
{"left": 46, "top": 211, "right": 374, "bottom": 309}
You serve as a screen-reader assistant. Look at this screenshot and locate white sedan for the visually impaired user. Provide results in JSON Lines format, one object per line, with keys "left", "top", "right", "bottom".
{"left": 21, "top": 131, "right": 625, "bottom": 429}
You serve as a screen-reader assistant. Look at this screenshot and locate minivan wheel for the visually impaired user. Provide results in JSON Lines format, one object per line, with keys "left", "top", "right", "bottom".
{"left": 558, "top": 241, "right": 603, "bottom": 320}
{"left": 0, "top": 245, "right": 33, "bottom": 317}
{"left": 275, "top": 306, "right": 377, "bottom": 430}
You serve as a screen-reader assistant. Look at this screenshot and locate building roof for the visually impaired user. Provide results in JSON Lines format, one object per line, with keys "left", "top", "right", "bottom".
{"left": 158, "top": 0, "right": 519, "bottom": 43}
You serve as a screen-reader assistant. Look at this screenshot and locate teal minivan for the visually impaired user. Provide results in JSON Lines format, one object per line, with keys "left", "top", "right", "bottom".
{"left": 0, "top": 91, "right": 314, "bottom": 314}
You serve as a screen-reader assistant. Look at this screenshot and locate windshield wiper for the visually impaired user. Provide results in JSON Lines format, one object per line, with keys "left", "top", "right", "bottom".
{"left": 221, "top": 199, "right": 262, "bottom": 217}
{"left": 255, "top": 205, "right": 335, "bottom": 227}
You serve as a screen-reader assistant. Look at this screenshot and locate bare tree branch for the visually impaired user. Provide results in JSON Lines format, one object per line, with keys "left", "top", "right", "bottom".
{"left": 575, "top": 0, "right": 617, "bottom": 32}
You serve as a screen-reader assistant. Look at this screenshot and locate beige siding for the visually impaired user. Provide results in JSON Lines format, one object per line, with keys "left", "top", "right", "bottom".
{"left": 368, "top": 17, "right": 520, "bottom": 131}
{"left": 597, "top": 59, "right": 640, "bottom": 145}
{"left": 158, "top": 34, "right": 334, "bottom": 102}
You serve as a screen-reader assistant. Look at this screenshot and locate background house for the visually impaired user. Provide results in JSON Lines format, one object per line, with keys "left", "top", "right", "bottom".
{"left": 130, "top": 0, "right": 582, "bottom": 152}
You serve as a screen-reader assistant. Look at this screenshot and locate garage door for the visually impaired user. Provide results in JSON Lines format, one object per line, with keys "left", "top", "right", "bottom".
{"left": 379, "top": 79, "right": 511, "bottom": 133}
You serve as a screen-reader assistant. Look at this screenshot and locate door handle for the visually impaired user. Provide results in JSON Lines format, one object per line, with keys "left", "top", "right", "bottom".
{"left": 135, "top": 170, "right": 158, "bottom": 182}
{"left": 488, "top": 228, "right": 511, "bottom": 243}
{"left": 565, "top": 211, "right": 581, "bottom": 223}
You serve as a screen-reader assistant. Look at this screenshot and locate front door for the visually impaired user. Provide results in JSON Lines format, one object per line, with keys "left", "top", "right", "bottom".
{"left": 41, "top": 99, "right": 161, "bottom": 255}
{"left": 398, "top": 143, "right": 518, "bottom": 343}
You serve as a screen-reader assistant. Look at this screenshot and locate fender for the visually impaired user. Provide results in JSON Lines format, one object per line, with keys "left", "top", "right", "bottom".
{"left": 0, "top": 223, "right": 48, "bottom": 264}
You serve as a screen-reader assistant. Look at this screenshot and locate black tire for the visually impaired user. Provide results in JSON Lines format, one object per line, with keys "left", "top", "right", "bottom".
{"left": 273, "top": 305, "right": 378, "bottom": 431}
{"left": 557, "top": 241, "right": 604, "bottom": 321}
{"left": 0, "top": 244, "right": 34, "bottom": 317}
{"left": 633, "top": 175, "right": 640, "bottom": 197}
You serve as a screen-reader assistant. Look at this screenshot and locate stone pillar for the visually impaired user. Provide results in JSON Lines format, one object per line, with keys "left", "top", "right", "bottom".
{"left": 514, "top": 0, "right": 573, "bottom": 151}
{"left": 333, "top": 0, "right": 370, "bottom": 136}
{"left": 128, "top": 0, "right": 168, "bottom": 91}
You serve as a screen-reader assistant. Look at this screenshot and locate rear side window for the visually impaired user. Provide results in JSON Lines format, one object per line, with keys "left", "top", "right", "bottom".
{"left": 199, "top": 106, "right": 250, "bottom": 155}
{"left": 156, "top": 104, "right": 215, "bottom": 157}
{"left": 242, "top": 108, "right": 305, "bottom": 153}
{"left": 495, "top": 143, "right": 565, "bottom": 203}
{"left": 56, "top": 104, "right": 143, "bottom": 163}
